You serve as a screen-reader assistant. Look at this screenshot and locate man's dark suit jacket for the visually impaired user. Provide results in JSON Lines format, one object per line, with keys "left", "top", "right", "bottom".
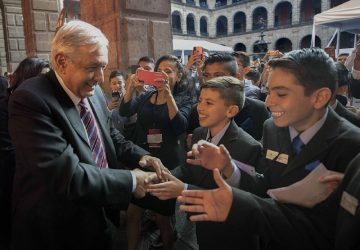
{"left": 8, "top": 71, "right": 149, "bottom": 250}
{"left": 225, "top": 109, "right": 360, "bottom": 250}
{"left": 173, "top": 119, "right": 263, "bottom": 250}
{"left": 333, "top": 101, "right": 360, "bottom": 127}
{"left": 334, "top": 153, "right": 360, "bottom": 250}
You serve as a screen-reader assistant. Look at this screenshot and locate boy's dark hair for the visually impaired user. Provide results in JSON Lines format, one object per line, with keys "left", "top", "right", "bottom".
{"left": 201, "top": 76, "right": 245, "bottom": 110}
{"left": 335, "top": 62, "right": 350, "bottom": 87}
{"left": 246, "top": 68, "right": 260, "bottom": 83}
{"left": 109, "top": 70, "right": 124, "bottom": 80}
{"left": 337, "top": 53, "right": 349, "bottom": 58}
{"left": 138, "top": 56, "right": 155, "bottom": 65}
{"left": 232, "top": 51, "right": 250, "bottom": 67}
{"left": 203, "top": 52, "right": 238, "bottom": 76}
{"left": 268, "top": 48, "right": 337, "bottom": 96}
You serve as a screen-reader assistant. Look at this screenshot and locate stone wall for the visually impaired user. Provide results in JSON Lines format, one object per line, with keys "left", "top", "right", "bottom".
{"left": 81, "top": 0, "right": 172, "bottom": 93}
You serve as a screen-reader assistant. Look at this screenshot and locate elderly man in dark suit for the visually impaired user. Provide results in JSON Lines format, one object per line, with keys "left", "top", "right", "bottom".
{"left": 8, "top": 20, "right": 167, "bottom": 250}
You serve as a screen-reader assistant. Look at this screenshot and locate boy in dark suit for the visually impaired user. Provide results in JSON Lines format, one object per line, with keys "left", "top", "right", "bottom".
{"left": 334, "top": 153, "right": 360, "bottom": 250}
{"left": 187, "top": 52, "right": 270, "bottom": 141}
{"left": 147, "top": 76, "right": 262, "bottom": 250}
{"left": 179, "top": 48, "right": 360, "bottom": 250}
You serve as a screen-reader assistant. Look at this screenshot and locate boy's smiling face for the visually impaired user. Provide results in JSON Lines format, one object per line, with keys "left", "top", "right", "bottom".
{"left": 265, "top": 67, "right": 328, "bottom": 132}
{"left": 197, "top": 88, "right": 238, "bottom": 136}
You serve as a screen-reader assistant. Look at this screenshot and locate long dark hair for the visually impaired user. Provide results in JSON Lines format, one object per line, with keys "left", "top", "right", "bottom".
{"left": 10, "top": 57, "right": 50, "bottom": 91}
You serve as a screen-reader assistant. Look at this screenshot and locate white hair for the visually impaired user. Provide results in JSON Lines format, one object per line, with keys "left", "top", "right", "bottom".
{"left": 51, "top": 20, "right": 109, "bottom": 67}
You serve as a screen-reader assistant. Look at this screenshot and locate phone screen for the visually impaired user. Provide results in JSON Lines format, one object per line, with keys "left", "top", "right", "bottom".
{"left": 111, "top": 91, "right": 120, "bottom": 101}
{"left": 137, "top": 69, "right": 165, "bottom": 86}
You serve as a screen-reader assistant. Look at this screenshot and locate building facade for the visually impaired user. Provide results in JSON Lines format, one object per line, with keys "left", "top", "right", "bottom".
{"left": 171, "top": 0, "right": 353, "bottom": 56}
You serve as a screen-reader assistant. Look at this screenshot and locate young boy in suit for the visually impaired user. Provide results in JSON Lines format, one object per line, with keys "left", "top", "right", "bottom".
{"left": 179, "top": 48, "right": 360, "bottom": 250}
{"left": 147, "top": 76, "right": 263, "bottom": 250}
{"left": 187, "top": 52, "right": 270, "bottom": 141}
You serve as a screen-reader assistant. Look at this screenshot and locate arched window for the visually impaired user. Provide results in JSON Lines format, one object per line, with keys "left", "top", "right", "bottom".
{"left": 233, "top": 12, "right": 246, "bottom": 33}
{"left": 200, "top": 0, "right": 208, "bottom": 8}
{"left": 275, "top": 38, "right": 292, "bottom": 53}
{"left": 274, "top": 2, "right": 292, "bottom": 27}
{"left": 300, "top": 0, "right": 321, "bottom": 24}
{"left": 200, "top": 16, "right": 208, "bottom": 36}
{"left": 172, "top": 11, "right": 182, "bottom": 33}
{"left": 216, "top": 16, "right": 228, "bottom": 36}
{"left": 186, "top": 14, "right": 195, "bottom": 34}
{"left": 215, "top": 0, "right": 227, "bottom": 8}
{"left": 301, "top": 35, "right": 321, "bottom": 48}
{"left": 252, "top": 7, "right": 267, "bottom": 30}
{"left": 234, "top": 43, "right": 246, "bottom": 52}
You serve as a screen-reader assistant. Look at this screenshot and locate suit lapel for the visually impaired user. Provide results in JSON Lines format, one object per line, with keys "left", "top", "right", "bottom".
{"left": 282, "top": 109, "right": 340, "bottom": 176}
{"left": 46, "top": 71, "right": 89, "bottom": 146}
{"left": 218, "top": 120, "right": 238, "bottom": 146}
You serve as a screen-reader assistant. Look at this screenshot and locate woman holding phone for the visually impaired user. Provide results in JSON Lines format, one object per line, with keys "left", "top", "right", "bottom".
{"left": 120, "top": 55, "right": 192, "bottom": 250}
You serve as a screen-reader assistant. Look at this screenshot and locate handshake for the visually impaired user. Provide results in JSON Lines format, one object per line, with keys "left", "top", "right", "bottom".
{"left": 130, "top": 155, "right": 173, "bottom": 199}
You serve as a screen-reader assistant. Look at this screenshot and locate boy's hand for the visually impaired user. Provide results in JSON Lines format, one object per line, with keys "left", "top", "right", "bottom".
{"left": 186, "top": 140, "right": 232, "bottom": 172}
{"left": 178, "top": 168, "right": 233, "bottom": 222}
{"left": 146, "top": 172, "right": 185, "bottom": 200}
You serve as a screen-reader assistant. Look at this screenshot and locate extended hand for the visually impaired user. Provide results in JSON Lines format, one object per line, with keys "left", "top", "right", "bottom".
{"left": 139, "top": 155, "right": 170, "bottom": 181}
{"left": 178, "top": 169, "right": 233, "bottom": 222}
{"left": 146, "top": 172, "right": 184, "bottom": 200}
{"left": 131, "top": 168, "right": 151, "bottom": 198}
{"left": 186, "top": 140, "right": 232, "bottom": 171}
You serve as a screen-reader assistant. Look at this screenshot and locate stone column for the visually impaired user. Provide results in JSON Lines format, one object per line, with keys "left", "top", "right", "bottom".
{"left": 22, "top": 0, "right": 60, "bottom": 61}
{"left": 81, "top": 0, "right": 172, "bottom": 92}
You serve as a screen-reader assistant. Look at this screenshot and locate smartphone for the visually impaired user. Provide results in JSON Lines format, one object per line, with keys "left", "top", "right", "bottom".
{"left": 111, "top": 91, "right": 120, "bottom": 101}
{"left": 193, "top": 46, "right": 203, "bottom": 57}
{"left": 137, "top": 69, "right": 165, "bottom": 87}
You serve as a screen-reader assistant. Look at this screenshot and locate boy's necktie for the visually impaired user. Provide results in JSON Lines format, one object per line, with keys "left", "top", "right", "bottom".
{"left": 292, "top": 135, "right": 304, "bottom": 155}
{"left": 79, "top": 99, "right": 108, "bottom": 169}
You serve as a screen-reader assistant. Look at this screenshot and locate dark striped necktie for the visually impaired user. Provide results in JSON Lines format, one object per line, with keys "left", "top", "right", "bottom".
{"left": 79, "top": 99, "right": 108, "bottom": 169}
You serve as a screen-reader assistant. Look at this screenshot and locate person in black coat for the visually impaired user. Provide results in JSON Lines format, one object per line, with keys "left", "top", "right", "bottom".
{"left": 187, "top": 52, "right": 270, "bottom": 141}
{"left": 178, "top": 48, "right": 360, "bottom": 250}
{"left": 0, "top": 57, "right": 49, "bottom": 250}
{"left": 8, "top": 20, "right": 166, "bottom": 250}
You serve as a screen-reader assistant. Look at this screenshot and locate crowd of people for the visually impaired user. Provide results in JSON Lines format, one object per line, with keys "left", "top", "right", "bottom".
{"left": 1, "top": 20, "right": 360, "bottom": 250}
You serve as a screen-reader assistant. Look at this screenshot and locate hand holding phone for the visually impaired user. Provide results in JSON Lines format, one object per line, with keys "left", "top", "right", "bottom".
{"left": 111, "top": 91, "right": 121, "bottom": 101}
{"left": 137, "top": 69, "right": 166, "bottom": 87}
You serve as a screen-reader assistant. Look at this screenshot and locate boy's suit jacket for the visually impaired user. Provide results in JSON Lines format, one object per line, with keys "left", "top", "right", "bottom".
{"left": 234, "top": 97, "right": 270, "bottom": 140}
{"left": 334, "top": 153, "right": 360, "bottom": 250}
{"left": 172, "top": 119, "right": 263, "bottom": 250}
{"left": 333, "top": 102, "right": 360, "bottom": 127}
{"left": 8, "top": 71, "right": 148, "bottom": 250}
{"left": 225, "top": 109, "right": 360, "bottom": 250}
